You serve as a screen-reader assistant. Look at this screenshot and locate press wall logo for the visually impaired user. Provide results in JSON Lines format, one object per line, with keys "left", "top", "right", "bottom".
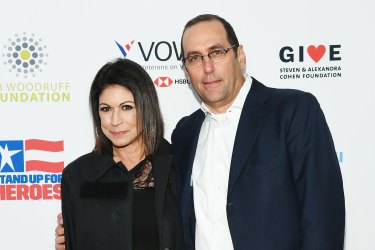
{"left": 0, "top": 139, "right": 63, "bottom": 200}
{"left": 153, "top": 76, "right": 190, "bottom": 87}
{"left": 116, "top": 40, "right": 135, "bottom": 58}
{"left": 115, "top": 39, "right": 184, "bottom": 73}
{"left": 154, "top": 77, "right": 173, "bottom": 87}
{"left": 0, "top": 32, "right": 71, "bottom": 103}
{"left": 2, "top": 32, "right": 48, "bottom": 78}
{"left": 337, "top": 151, "right": 344, "bottom": 164}
{"left": 279, "top": 44, "right": 342, "bottom": 80}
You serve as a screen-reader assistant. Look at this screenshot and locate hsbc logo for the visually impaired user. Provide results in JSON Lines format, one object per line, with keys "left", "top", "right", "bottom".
{"left": 154, "top": 77, "right": 173, "bottom": 87}
{"left": 153, "top": 77, "right": 190, "bottom": 87}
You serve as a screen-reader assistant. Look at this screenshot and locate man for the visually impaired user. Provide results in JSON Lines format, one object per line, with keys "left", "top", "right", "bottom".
{"left": 172, "top": 14, "right": 344, "bottom": 250}
{"left": 56, "top": 14, "right": 345, "bottom": 250}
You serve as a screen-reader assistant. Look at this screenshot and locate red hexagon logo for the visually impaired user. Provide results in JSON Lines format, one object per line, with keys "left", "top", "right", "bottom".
{"left": 154, "top": 77, "right": 173, "bottom": 87}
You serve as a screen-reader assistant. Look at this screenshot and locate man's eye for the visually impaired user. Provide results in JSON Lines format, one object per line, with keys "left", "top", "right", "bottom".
{"left": 189, "top": 55, "right": 201, "bottom": 62}
{"left": 210, "top": 49, "right": 223, "bottom": 56}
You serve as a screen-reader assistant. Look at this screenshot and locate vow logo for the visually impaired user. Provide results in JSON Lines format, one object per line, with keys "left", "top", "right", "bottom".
{"left": 138, "top": 41, "right": 183, "bottom": 61}
{"left": 116, "top": 40, "right": 183, "bottom": 62}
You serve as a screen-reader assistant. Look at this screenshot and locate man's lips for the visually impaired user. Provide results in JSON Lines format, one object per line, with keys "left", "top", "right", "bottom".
{"left": 203, "top": 79, "right": 221, "bottom": 85}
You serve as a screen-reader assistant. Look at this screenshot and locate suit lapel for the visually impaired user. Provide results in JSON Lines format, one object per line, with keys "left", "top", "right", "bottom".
{"left": 176, "top": 111, "right": 205, "bottom": 201}
{"left": 228, "top": 79, "right": 272, "bottom": 196}
{"left": 176, "top": 111, "right": 204, "bottom": 244}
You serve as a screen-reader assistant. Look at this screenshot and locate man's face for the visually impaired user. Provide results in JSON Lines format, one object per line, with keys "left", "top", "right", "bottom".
{"left": 182, "top": 20, "right": 246, "bottom": 113}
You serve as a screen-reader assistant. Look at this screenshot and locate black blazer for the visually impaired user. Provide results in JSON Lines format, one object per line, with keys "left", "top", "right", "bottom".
{"left": 172, "top": 78, "right": 345, "bottom": 250}
{"left": 61, "top": 139, "right": 184, "bottom": 250}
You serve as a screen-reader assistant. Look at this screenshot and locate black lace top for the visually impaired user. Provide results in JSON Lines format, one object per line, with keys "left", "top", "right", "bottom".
{"left": 129, "top": 158, "right": 159, "bottom": 250}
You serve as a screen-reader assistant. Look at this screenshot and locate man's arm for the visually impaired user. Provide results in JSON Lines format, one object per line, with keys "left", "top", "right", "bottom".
{"left": 287, "top": 93, "right": 345, "bottom": 249}
{"left": 55, "top": 213, "right": 65, "bottom": 250}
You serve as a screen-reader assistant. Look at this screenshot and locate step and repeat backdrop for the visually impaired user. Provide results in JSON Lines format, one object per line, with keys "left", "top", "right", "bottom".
{"left": 0, "top": 0, "right": 373, "bottom": 249}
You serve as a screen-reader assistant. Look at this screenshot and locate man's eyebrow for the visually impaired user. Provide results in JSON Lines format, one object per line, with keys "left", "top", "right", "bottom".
{"left": 185, "top": 44, "right": 225, "bottom": 57}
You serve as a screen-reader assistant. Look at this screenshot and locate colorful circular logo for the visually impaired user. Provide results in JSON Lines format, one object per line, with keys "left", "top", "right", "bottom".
{"left": 2, "top": 32, "right": 48, "bottom": 78}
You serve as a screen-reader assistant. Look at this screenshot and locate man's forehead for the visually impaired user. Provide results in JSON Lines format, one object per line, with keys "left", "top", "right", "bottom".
{"left": 182, "top": 21, "right": 229, "bottom": 53}
{"left": 183, "top": 20, "right": 225, "bottom": 39}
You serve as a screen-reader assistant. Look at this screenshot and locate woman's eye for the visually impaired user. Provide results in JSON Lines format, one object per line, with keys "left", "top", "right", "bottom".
{"left": 122, "top": 105, "right": 133, "bottom": 110}
{"left": 100, "top": 107, "right": 110, "bottom": 112}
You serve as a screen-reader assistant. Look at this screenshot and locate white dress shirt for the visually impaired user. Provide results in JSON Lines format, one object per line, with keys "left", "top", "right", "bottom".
{"left": 192, "top": 75, "right": 252, "bottom": 250}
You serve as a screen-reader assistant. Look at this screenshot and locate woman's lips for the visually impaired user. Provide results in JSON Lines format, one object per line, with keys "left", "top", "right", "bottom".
{"left": 110, "top": 131, "right": 127, "bottom": 136}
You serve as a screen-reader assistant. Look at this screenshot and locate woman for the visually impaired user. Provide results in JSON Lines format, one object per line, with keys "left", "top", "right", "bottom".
{"left": 61, "top": 58, "right": 184, "bottom": 250}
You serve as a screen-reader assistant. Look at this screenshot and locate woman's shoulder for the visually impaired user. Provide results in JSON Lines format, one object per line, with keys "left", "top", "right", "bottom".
{"left": 158, "top": 138, "right": 172, "bottom": 154}
{"left": 63, "top": 151, "right": 101, "bottom": 174}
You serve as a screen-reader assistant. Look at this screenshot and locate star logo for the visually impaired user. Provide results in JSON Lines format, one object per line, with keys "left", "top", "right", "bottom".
{"left": 0, "top": 144, "right": 22, "bottom": 172}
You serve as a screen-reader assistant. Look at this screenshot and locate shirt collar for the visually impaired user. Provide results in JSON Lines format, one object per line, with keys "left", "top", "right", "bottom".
{"left": 200, "top": 74, "right": 252, "bottom": 116}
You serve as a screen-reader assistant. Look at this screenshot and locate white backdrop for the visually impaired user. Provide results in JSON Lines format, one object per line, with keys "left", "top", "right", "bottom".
{"left": 0, "top": 0, "right": 374, "bottom": 249}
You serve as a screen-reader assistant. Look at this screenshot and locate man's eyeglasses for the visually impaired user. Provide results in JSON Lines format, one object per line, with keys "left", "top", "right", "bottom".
{"left": 182, "top": 44, "right": 238, "bottom": 68}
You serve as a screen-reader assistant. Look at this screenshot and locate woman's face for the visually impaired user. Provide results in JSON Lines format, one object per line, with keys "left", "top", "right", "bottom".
{"left": 98, "top": 84, "right": 142, "bottom": 150}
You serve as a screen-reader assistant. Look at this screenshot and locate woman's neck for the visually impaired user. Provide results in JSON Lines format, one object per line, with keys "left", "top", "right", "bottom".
{"left": 112, "top": 141, "right": 145, "bottom": 170}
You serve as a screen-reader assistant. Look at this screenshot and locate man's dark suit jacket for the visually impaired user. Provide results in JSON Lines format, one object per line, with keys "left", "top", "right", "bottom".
{"left": 171, "top": 78, "right": 345, "bottom": 250}
{"left": 61, "top": 139, "right": 184, "bottom": 250}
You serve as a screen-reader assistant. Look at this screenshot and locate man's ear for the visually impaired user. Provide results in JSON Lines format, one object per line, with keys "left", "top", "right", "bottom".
{"left": 236, "top": 45, "right": 246, "bottom": 70}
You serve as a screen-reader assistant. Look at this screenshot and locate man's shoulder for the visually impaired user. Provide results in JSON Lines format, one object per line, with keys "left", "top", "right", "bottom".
{"left": 175, "top": 109, "right": 204, "bottom": 128}
{"left": 252, "top": 78, "right": 318, "bottom": 107}
{"left": 253, "top": 78, "right": 308, "bottom": 96}
{"left": 171, "top": 109, "right": 204, "bottom": 145}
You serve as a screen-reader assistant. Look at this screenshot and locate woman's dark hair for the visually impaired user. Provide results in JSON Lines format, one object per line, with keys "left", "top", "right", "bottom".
{"left": 89, "top": 58, "right": 164, "bottom": 157}
{"left": 180, "top": 14, "right": 240, "bottom": 57}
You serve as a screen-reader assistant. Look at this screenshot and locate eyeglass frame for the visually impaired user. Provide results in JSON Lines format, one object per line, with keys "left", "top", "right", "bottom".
{"left": 181, "top": 44, "right": 238, "bottom": 68}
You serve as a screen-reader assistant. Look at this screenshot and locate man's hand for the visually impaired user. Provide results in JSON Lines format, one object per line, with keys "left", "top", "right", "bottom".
{"left": 55, "top": 213, "right": 65, "bottom": 250}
